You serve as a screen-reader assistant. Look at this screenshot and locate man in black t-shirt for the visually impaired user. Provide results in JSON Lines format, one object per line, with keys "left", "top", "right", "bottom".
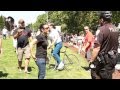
{"left": 13, "top": 19, "right": 32, "bottom": 73}
{"left": 30, "top": 24, "right": 49, "bottom": 79}
{"left": 90, "top": 11, "right": 119, "bottom": 79}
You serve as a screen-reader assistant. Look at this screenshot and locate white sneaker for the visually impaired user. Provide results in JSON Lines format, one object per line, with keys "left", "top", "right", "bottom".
{"left": 57, "top": 61, "right": 64, "bottom": 70}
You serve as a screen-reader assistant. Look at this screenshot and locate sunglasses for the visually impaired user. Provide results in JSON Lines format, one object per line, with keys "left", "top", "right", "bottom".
{"left": 44, "top": 27, "right": 49, "bottom": 29}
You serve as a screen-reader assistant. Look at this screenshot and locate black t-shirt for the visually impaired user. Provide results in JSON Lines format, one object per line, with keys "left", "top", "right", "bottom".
{"left": 13, "top": 27, "right": 31, "bottom": 48}
{"left": 95, "top": 23, "right": 119, "bottom": 54}
{"left": 36, "top": 34, "right": 48, "bottom": 58}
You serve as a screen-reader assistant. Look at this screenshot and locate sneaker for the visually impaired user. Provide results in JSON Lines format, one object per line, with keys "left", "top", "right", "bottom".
{"left": 18, "top": 67, "right": 22, "bottom": 72}
{"left": 57, "top": 61, "right": 64, "bottom": 70}
{"left": 19, "top": 69, "right": 22, "bottom": 72}
{"left": 24, "top": 71, "right": 31, "bottom": 74}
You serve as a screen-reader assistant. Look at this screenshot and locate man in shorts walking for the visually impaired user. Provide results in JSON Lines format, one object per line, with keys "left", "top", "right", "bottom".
{"left": 13, "top": 19, "right": 32, "bottom": 73}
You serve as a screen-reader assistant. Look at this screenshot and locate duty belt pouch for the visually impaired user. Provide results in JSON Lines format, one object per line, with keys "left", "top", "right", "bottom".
{"left": 92, "top": 56, "right": 104, "bottom": 71}
{"left": 97, "top": 53, "right": 106, "bottom": 65}
{"left": 107, "top": 50, "right": 118, "bottom": 67}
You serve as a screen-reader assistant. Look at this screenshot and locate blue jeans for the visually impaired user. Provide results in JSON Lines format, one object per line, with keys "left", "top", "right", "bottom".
{"left": 53, "top": 42, "right": 62, "bottom": 64}
{"left": 85, "top": 48, "right": 92, "bottom": 61}
{"left": 36, "top": 58, "right": 46, "bottom": 79}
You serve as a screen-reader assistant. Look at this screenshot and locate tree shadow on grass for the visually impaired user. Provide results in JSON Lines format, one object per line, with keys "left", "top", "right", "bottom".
{"left": 0, "top": 71, "right": 8, "bottom": 78}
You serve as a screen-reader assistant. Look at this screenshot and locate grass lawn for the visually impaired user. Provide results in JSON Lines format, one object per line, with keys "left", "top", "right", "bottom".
{"left": 0, "top": 37, "right": 91, "bottom": 79}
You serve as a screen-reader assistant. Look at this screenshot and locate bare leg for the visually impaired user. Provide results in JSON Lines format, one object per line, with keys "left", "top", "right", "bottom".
{"left": 18, "top": 61, "right": 22, "bottom": 71}
{"left": 17, "top": 48, "right": 23, "bottom": 71}
{"left": 15, "top": 48, "right": 18, "bottom": 54}
{"left": 24, "top": 58, "right": 30, "bottom": 73}
{"left": 78, "top": 45, "right": 81, "bottom": 54}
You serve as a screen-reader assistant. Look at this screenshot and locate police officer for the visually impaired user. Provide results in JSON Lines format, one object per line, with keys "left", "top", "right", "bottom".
{"left": 90, "top": 11, "right": 119, "bottom": 79}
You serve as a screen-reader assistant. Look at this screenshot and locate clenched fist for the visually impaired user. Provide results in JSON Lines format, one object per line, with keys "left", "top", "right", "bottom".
{"left": 17, "top": 29, "right": 23, "bottom": 36}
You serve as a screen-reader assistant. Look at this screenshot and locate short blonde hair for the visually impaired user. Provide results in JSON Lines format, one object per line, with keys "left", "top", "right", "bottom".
{"left": 84, "top": 26, "right": 89, "bottom": 29}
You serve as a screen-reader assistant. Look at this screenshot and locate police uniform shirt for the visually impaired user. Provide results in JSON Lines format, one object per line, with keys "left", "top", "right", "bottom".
{"left": 95, "top": 23, "right": 119, "bottom": 54}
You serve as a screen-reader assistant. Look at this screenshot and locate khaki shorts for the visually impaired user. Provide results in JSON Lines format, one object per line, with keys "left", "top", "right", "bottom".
{"left": 17, "top": 45, "right": 31, "bottom": 61}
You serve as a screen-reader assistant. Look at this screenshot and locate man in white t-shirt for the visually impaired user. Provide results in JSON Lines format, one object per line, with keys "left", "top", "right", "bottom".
{"left": 2, "top": 26, "right": 8, "bottom": 39}
{"left": 48, "top": 23, "right": 64, "bottom": 70}
{"left": 11, "top": 25, "right": 18, "bottom": 53}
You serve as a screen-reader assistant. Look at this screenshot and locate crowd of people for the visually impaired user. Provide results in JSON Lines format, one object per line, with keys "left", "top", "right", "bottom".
{"left": 0, "top": 11, "right": 120, "bottom": 79}
{"left": 62, "top": 28, "right": 94, "bottom": 58}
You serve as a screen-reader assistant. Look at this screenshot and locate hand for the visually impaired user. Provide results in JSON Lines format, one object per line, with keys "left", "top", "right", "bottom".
{"left": 47, "top": 46, "right": 50, "bottom": 49}
{"left": 88, "top": 60, "right": 93, "bottom": 64}
{"left": 32, "top": 54, "right": 36, "bottom": 60}
{"left": 80, "top": 47, "right": 86, "bottom": 58}
{"left": 88, "top": 59, "right": 94, "bottom": 64}
{"left": 81, "top": 47, "right": 86, "bottom": 53}
{"left": 17, "top": 29, "right": 23, "bottom": 35}
{"left": 18, "top": 29, "right": 23, "bottom": 33}
{"left": 47, "top": 45, "right": 52, "bottom": 49}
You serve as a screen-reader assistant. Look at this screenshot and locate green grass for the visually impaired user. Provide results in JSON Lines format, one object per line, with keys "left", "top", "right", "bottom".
{"left": 0, "top": 37, "right": 91, "bottom": 79}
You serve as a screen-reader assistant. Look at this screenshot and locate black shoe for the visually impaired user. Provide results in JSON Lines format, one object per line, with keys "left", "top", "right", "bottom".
{"left": 81, "top": 66, "right": 90, "bottom": 70}
{"left": 49, "top": 64, "right": 55, "bottom": 69}
{"left": 53, "top": 64, "right": 58, "bottom": 70}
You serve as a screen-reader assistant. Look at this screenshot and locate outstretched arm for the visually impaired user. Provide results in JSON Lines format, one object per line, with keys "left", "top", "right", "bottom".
{"left": 90, "top": 43, "right": 100, "bottom": 62}
{"left": 48, "top": 34, "right": 58, "bottom": 49}
{"left": 30, "top": 38, "right": 37, "bottom": 61}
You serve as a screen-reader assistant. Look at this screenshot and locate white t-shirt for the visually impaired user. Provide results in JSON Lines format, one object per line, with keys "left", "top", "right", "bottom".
{"left": 2, "top": 28, "right": 8, "bottom": 35}
{"left": 48, "top": 29, "right": 62, "bottom": 44}
{"left": 11, "top": 28, "right": 16, "bottom": 36}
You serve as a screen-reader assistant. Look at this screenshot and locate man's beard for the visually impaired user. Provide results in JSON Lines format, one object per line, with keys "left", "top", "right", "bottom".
{"left": 19, "top": 26, "right": 25, "bottom": 29}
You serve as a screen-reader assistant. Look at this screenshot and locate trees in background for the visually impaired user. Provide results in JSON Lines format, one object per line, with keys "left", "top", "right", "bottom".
{"left": 33, "top": 11, "right": 99, "bottom": 34}
{"left": 0, "top": 15, "right": 5, "bottom": 31}
{"left": 1, "top": 11, "right": 118, "bottom": 34}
